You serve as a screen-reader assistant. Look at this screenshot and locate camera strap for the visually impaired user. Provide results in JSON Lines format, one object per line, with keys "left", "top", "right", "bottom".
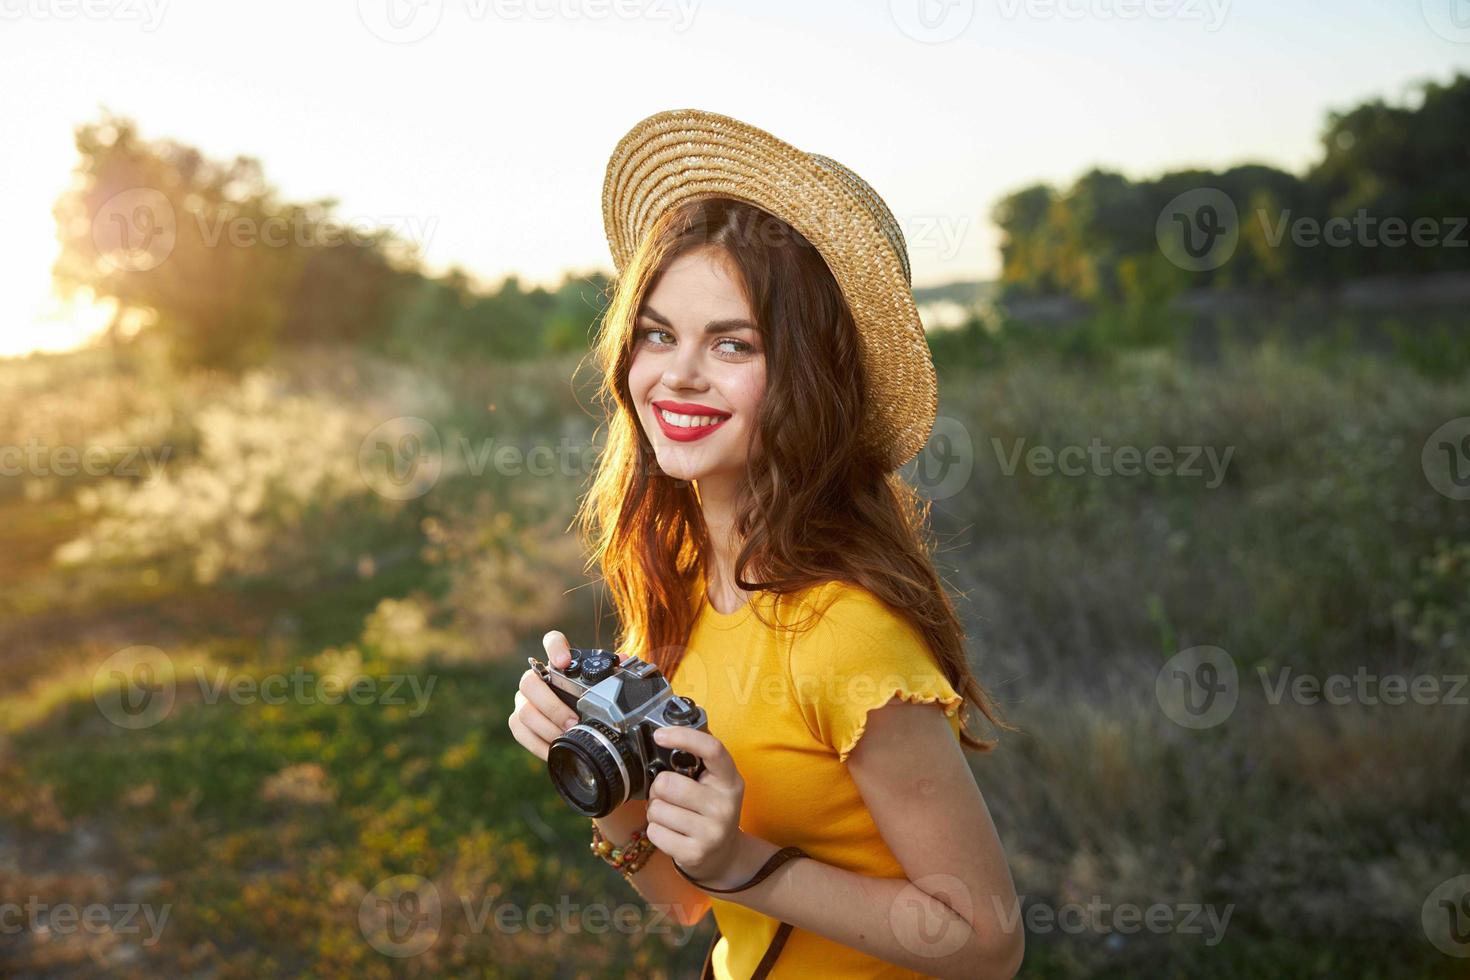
{"left": 698, "top": 920, "right": 792, "bottom": 980}
{"left": 675, "top": 845, "right": 809, "bottom": 979}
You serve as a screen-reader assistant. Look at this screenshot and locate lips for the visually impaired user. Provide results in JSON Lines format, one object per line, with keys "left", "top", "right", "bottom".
{"left": 651, "top": 400, "right": 731, "bottom": 443}
{"left": 654, "top": 400, "right": 731, "bottom": 418}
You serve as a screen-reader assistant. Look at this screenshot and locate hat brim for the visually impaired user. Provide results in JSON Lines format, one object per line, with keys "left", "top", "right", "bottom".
{"left": 602, "top": 108, "right": 936, "bottom": 472}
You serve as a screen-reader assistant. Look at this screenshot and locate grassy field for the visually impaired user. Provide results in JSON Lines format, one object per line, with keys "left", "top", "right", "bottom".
{"left": 1, "top": 327, "right": 1467, "bottom": 977}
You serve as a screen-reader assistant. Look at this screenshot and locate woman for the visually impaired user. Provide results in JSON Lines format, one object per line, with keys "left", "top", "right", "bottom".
{"left": 510, "top": 109, "right": 1023, "bottom": 980}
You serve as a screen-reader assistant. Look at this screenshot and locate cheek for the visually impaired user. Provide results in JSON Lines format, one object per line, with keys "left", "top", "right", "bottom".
{"left": 627, "top": 353, "right": 656, "bottom": 398}
{"left": 731, "top": 365, "right": 766, "bottom": 416}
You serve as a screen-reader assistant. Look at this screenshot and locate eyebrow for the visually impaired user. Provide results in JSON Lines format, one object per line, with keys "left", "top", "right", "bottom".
{"left": 639, "top": 305, "right": 759, "bottom": 334}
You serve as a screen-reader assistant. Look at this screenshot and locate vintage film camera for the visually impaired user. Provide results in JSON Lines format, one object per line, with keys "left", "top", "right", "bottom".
{"left": 527, "top": 649, "right": 708, "bottom": 817}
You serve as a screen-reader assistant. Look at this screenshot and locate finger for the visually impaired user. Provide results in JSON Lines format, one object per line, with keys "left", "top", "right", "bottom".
{"left": 519, "top": 668, "right": 579, "bottom": 730}
{"left": 519, "top": 705, "right": 566, "bottom": 746}
{"left": 652, "top": 726, "right": 737, "bottom": 781}
{"left": 543, "top": 630, "right": 572, "bottom": 668}
{"left": 650, "top": 770, "right": 708, "bottom": 809}
{"left": 647, "top": 798, "right": 707, "bottom": 837}
{"left": 644, "top": 819, "right": 698, "bottom": 866}
{"left": 507, "top": 713, "right": 549, "bottom": 762}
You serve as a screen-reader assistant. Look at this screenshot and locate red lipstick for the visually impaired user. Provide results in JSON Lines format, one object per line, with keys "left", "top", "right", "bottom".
{"left": 651, "top": 400, "right": 731, "bottom": 443}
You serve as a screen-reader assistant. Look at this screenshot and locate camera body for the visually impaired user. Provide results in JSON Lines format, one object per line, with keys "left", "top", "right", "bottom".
{"left": 528, "top": 648, "right": 709, "bottom": 817}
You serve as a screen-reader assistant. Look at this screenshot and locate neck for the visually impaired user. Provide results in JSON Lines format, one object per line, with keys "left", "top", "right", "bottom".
{"left": 693, "top": 474, "right": 750, "bottom": 608}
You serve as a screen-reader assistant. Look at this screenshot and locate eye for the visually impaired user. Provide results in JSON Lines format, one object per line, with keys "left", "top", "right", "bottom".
{"left": 635, "top": 324, "right": 760, "bottom": 358}
{"left": 715, "top": 338, "right": 755, "bottom": 357}
{"left": 635, "top": 327, "right": 674, "bottom": 346}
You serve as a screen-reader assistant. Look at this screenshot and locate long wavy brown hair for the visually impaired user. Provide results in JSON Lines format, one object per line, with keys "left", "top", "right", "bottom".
{"left": 574, "top": 196, "right": 1016, "bottom": 753}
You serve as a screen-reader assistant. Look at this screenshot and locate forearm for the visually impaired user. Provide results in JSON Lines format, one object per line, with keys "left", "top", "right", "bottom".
{"left": 702, "top": 834, "right": 1020, "bottom": 980}
{"left": 593, "top": 800, "right": 710, "bottom": 926}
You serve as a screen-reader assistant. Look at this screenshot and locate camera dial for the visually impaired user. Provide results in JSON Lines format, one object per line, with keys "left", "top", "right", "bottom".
{"left": 580, "top": 651, "right": 618, "bottom": 684}
{"left": 662, "top": 695, "right": 699, "bottom": 725}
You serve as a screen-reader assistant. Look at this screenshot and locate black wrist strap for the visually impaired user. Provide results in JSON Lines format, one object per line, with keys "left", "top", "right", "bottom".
{"left": 673, "top": 845, "right": 809, "bottom": 893}
{"left": 677, "top": 846, "right": 809, "bottom": 980}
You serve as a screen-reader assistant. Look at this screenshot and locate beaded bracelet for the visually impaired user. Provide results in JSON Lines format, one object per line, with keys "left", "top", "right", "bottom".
{"left": 589, "top": 821, "right": 658, "bottom": 878}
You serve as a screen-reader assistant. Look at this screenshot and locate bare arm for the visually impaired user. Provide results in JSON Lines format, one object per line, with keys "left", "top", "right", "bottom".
{"left": 593, "top": 797, "right": 711, "bottom": 927}
{"left": 684, "top": 700, "right": 1024, "bottom": 980}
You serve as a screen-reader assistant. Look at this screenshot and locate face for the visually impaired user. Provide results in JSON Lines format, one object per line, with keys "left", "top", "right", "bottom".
{"left": 627, "top": 248, "right": 767, "bottom": 485}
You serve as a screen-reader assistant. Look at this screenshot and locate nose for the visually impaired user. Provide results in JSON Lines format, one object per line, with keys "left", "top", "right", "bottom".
{"left": 661, "top": 341, "right": 708, "bottom": 392}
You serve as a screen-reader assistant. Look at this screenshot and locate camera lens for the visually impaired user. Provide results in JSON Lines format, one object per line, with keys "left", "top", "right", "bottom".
{"left": 546, "top": 721, "right": 639, "bottom": 817}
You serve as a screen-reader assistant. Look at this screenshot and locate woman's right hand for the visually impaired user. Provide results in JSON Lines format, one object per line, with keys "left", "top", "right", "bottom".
{"left": 509, "top": 630, "right": 582, "bottom": 762}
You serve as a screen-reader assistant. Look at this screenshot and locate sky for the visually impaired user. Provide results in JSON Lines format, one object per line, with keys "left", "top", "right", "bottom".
{"left": 2, "top": 0, "right": 1468, "bottom": 356}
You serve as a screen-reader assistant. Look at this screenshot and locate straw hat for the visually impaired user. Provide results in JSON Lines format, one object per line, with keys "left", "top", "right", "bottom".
{"left": 601, "top": 108, "right": 936, "bottom": 473}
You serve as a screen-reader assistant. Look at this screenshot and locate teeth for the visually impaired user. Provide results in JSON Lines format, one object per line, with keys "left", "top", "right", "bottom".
{"left": 659, "top": 408, "right": 725, "bottom": 428}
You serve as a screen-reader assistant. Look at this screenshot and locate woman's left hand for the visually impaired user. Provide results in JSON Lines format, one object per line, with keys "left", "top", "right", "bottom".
{"left": 645, "top": 725, "right": 749, "bottom": 885}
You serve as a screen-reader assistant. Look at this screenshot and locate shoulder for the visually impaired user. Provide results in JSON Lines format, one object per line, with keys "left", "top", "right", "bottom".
{"left": 785, "top": 579, "right": 933, "bottom": 671}
{"left": 781, "top": 580, "right": 965, "bottom": 761}
{"left": 800, "top": 579, "right": 918, "bottom": 638}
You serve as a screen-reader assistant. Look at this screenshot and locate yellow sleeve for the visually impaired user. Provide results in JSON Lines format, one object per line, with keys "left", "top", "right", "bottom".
{"left": 787, "top": 583, "right": 965, "bottom": 763}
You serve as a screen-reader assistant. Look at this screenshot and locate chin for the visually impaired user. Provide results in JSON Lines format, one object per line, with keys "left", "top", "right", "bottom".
{"left": 652, "top": 450, "right": 718, "bottom": 483}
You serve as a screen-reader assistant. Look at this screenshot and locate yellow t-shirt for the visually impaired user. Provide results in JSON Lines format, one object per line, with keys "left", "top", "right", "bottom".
{"left": 669, "top": 570, "right": 966, "bottom": 979}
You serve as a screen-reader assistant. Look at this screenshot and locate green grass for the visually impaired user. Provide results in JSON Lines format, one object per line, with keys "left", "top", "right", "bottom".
{"left": 1, "top": 336, "right": 1466, "bottom": 977}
